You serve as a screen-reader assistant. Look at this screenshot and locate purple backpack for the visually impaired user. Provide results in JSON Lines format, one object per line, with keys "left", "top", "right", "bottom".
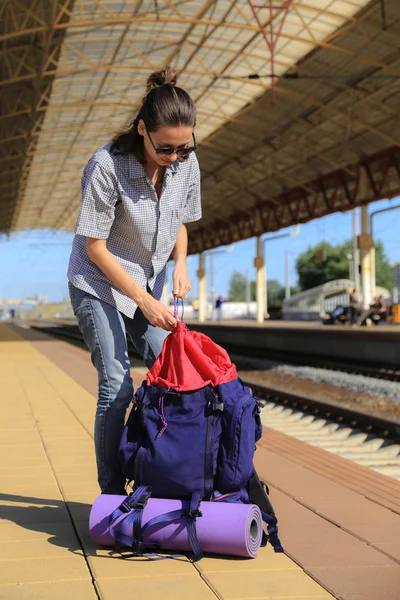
{"left": 117, "top": 377, "right": 283, "bottom": 559}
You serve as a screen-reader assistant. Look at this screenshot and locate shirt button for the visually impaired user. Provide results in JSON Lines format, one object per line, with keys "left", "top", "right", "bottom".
{"left": 154, "top": 255, "right": 157, "bottom": 260}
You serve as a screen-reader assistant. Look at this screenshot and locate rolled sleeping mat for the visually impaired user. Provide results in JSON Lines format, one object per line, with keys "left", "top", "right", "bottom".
{"left": 89, "top": 495, "right": 263, "bottom": 558}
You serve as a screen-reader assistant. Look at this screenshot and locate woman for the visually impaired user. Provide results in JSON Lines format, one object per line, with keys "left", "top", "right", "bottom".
{"left": 67, "top": 67, "right": 201, "bottom": 494}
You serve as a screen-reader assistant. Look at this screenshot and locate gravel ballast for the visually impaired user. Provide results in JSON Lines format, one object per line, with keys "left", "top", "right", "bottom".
{"left": 231, "top": 354, "right": 400, "bottom": 421}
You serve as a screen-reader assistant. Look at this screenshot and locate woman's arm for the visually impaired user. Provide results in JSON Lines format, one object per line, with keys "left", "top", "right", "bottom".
{"left": 86, "top": 238, "right": 177, "bottom": 330}
{"left": 171, "top": 225, "right": 191, "bottom": 299}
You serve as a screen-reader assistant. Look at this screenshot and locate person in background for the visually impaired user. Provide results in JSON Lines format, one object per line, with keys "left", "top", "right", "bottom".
{"left": 192, "top": 297, "right": 200, "bottom": 319}
{"left": 215, "top": 296, "right": 224, "bottom": 321}
{"left": 372, "top": 295, "right": 388, "bottom": 324}
{"left": 347, "top": 287, "right": 361, "bottom": 326}
{"left": 67, "top": 66, "right": 201, "bottom": 495}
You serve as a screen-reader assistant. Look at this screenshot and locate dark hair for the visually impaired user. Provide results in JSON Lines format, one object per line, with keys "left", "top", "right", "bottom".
{"left": 110, "top": 66, "right": 196, "bottom": 163}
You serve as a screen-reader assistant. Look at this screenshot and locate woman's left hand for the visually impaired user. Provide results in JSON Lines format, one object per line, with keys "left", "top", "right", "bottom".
{"left": 172, "top": 263, "right": 191, "bottom": 299}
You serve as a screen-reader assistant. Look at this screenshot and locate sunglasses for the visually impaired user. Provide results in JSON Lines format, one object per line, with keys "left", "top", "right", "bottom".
{"left": 145, "top": 124, "right": 197, "bottom": 159}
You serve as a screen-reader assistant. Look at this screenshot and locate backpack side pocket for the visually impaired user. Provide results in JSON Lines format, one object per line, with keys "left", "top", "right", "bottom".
{"left": 216, "top": 379, "right": 261, "bottom": 493}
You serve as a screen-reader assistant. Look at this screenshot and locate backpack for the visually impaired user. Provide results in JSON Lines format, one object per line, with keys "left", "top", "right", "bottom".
{"left": 116, "top": 318, "right": 283, "bottom": 560}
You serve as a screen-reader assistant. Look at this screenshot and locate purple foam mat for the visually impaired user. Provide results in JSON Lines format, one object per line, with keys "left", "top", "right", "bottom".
{"left": 89, "top": 495, "right": 263, "bottom": 558}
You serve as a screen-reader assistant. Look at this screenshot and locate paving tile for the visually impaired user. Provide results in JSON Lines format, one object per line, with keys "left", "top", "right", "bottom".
{"left": 0, "top": 453, "right": 49, "bottom": 467}
{"left": 63, "top": 491, "right": 98, "bottom": 504}
{"left": 342, "top": 521, "right": 400, "bottom": 544}
{"left": 0, "top": 488, "right": 63, "bottom": 503}
{"left": 305, "top": 496, "right": 400, "bottom": 531}
{"left": 283, "top": 524, "right": 394, "bottom": 568}
{"left": 95, "top": 574, "right": 217, "bottom": 599}
{"left": 88, "top": 549, "right": 195, "bottom": 579}
{"left": 44, "top": 439, "right": 93, "bottom": 450}
{"left": 0, "top": 580, "right": 97, "bottom": 600}
{"left": 202, "top": 569, "right": 331, "bottom": 599}
{"left": 0, "top": 430, "right": 40, "bottom": 444}
{"left": 44, "top": 447, "right": 94, "bottom": 460}
{"left": 0, "top": 555, "right": 90, "bottom": 585}
{"left": 308, "top": 566, "right": 400, "bottom": 600}
{"left": 0, "top": 536, "right": 83, "bottom": 559}
{"left": 0, "top": 481, "right": 60, "bottom": 494}
{"left": 0, "top": 499, "right": 71, "bottom": 525}
{"left": 59, "top": 480, "right": 100, "bottom": 496}
{"left": 0, "top": 468, "right": 56, "bottom": 487}
{"left": 39, "top": 430, "right": 91, "bottom": 441}
{"left": 0, "top": 521, "right": 77, "bottom": 543}
{"left": 227, "top": 597, "right": 333, "bottom": 600}
{"left": 68, "top": 500, "right": 93, "bottom": 522}
{"left": 374, "top": 541, "right": 400, "bottom": 561}
{"left": 49, "top": 456, "right": 96, "bottom": 468}
{"left": 196, "top": 546, "right": 297, "bottom": 573}
{"left": 0, "top": 417, "right": 36, "bottom": 429}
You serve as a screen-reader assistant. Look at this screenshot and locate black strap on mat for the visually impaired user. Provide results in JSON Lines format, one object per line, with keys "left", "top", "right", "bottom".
{"left": 248, "top": 470, "right": 284, "bottom": 553}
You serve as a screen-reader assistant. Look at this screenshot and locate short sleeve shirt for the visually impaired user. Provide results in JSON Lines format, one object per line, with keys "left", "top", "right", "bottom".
{"left": 67, "top": 143, "right": 202, "bottom": 318}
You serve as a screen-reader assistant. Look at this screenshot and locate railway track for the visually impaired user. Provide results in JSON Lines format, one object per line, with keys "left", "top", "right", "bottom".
{"left": 27, "top": 322, "right": 400, "bottom": 479}
{"left": 30, "top": 320, "right": 400, "bottom": 381}
{"left": 221, "top": 342, "right": 400, "bottom": 382}
{"left": 244, "top": 381, "right": 400, "bottom": 480}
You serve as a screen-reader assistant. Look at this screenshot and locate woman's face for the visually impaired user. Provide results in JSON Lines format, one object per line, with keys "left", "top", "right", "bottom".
{"left": 138, "top": 120, "right": 194, "bottom": 167}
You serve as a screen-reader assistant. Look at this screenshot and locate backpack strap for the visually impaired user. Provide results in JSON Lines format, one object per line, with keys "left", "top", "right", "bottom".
{"left": 248, "top": 471, "right": 284, "bottom": 553}
{"left": 139, "top": 490, "right": 204, "bottom": 562}
{"left": 260, "top": 511, "right": 284, "bottom": 553}
{"left": 108, "top": 485, "right": 152, "bottom": 551}
{"left": 204, "top": 388, "right": 223, "bottom": 499}
{"left": 183, "top": 490, "right": 203, "bottom": 561}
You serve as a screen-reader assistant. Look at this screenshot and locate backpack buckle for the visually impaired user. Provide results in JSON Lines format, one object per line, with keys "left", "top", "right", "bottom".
{"left": 120, "top": 491, "right": 150, "bottom": 513}
{"left": 206, "top": 392, "right": 224, "bottom": 414}
{"left": 133, "top": 492, "right": 151, "bottom": 511}
{"left": 185, "top": 509, "right": 203, "bottom": 520}
{"left": 120, "top": 500, "right": 133, "bottom": 513}
{"left": 256, "top": 397, "right": 267, "bottom": 409}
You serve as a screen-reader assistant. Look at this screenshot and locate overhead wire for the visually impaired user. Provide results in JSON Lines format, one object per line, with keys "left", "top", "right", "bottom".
{"left": 221, "top": 72, "right": 400, "bottom": 80}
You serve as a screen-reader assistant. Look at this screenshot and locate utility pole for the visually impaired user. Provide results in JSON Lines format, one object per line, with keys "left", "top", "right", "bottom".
{"left": 262, "top": 225, "right": 300, "bottom": 317}
{"left": 285, "top": 251, "right": 290, "bottom": 300}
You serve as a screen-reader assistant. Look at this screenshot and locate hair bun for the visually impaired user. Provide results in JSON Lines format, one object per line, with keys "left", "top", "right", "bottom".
{"left": 146, "top": 66, "right": 178, "bottom": 93}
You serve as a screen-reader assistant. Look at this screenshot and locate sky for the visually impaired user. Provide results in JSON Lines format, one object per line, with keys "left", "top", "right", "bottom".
{"left": 0, "top": 197, "right": 399, "bottom": 303}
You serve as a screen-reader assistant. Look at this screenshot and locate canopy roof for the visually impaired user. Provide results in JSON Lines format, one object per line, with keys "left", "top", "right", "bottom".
{"left": 1, "top": 0, "right": 399, "bottom": 253}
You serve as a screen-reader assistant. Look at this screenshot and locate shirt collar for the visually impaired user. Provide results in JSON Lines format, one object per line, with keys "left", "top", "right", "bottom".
{"left": 128, "top": 154, "right": 180, "bottom": 179}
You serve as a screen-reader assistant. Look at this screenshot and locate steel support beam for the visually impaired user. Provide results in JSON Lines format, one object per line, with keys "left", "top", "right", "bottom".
{"left": 188, "top": 146, "right": 400, "bottom": 254}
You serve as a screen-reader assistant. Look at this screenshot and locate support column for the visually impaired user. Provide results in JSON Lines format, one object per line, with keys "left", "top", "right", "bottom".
{"left": 254, "top": 236, "right": 266, "bottom": 324}
{"left": 197, "top": 253, "right": 207, "bottom": 322}
{"left": 210, "top": 250, "right": 215, "bottom": 321}
{"left": 352, "top": 208, "right": 361, "bottom": 295}
{"left": 358, "top": 205, "right": 373, "bottom": 309}
{"left": 370, "top": 245, "right": 376, "bottom": 301}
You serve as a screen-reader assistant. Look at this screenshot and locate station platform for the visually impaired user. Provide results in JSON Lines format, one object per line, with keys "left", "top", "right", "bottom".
{"left": 183, "top": 320, "right": 400, "bottom": 369}
{"left": 186, "top": 318, "right": 400, "bottom": 332}
{"left": 1, "top": 323, "right": 399, "bottom": 599}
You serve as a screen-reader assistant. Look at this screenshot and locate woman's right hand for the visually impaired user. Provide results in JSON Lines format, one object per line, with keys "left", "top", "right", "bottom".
{"left": 139, "top": 295, "right": 178, "bottom": 331}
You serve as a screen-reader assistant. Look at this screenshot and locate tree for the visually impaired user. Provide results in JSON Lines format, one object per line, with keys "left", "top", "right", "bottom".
{"left": 375, "top": 240, "right": 395, "bottom": 290}
{"left": 296, "top": 239, "right": 395, "bottom": 291}
{"left": 250, "top": 279, "right": 298, "bottom": 304}
{"left": 228, "top": 271, "right": 247, "bottom": 301}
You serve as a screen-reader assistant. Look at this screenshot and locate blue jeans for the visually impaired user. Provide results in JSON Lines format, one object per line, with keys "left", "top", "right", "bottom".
{"left": 68, "top": 283, "right": 169, "bottom": 494}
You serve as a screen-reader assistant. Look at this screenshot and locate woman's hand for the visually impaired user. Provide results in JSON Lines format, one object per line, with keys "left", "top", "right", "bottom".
{"left": 139, "top": 294, "right": 177, "bottom": 331}
{"left": 172, "top": 262, "right": 191, "bottom": 299}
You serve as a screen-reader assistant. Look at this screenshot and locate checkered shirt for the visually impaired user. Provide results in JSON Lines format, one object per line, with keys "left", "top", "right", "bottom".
{"left": 67, "top": 143, "right": 201, "bottom": 318}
